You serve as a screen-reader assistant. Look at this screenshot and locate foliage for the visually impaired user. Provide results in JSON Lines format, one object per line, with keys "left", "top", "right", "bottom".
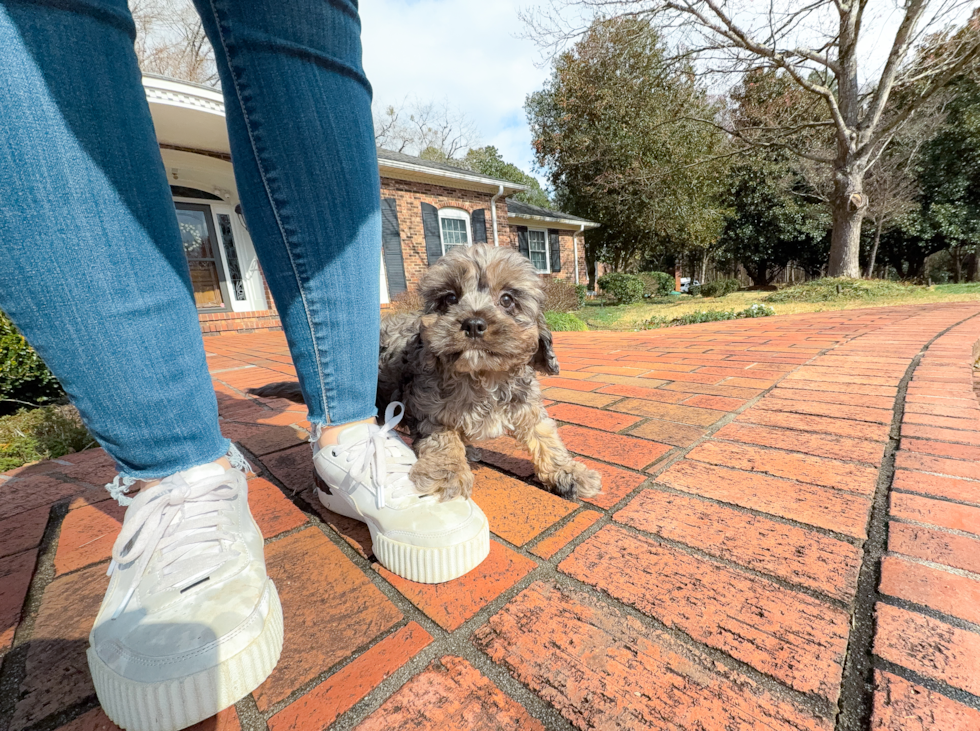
{"left": 0, "top": 405, "right": 93, "bottom": 472}
{"left": 597, "top": 273, "right": 645, "bottom": 304}
{"left": 574, "top": 284, "right": 587, "bottom": 308}
{"left": 700, "top": 279, "right": 740, "bottom": 297}
{"left": 462, "top": 146, "right": 551, "bottom": 208}
{"left": 544, "top": 311, "right": 589, "bottom": 332}
{"left": 1, "top": 312, "right": 64, "bottom": 415}
{"left": 387, "top": 289, "right": 424, "bottom": 315}
{"left": 688, "top": 284, "right": 701, "bottom": 297}
{"left": 644, "top": 304, "right": 775, "bottom": 329}
{"left": 374, "top": 97, "right": 479, "bottom": 161}
{"left": 638, "top": 271, "right": 675, "bottom": 297}
{"left": 542, "top": 278, "right": 581, "bottom": 313}
{"left": 527, "top": 17, "right": 730, "bottom": 275}
{"left": 766, "top": 278, "right": 910, "bottom": 303}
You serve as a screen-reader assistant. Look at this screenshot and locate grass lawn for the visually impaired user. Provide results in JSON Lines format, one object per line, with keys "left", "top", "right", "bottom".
{"left": 575, "top": 281, "right": 980, "bottom": 331}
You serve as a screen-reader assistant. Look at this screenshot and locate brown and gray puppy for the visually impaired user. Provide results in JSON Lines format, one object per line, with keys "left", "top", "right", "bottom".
{"left": 251, "top": 244, "right": 601, "bottom": 501}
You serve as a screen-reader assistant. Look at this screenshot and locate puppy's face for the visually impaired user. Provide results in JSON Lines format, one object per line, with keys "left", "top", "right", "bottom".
{"left": 418, "top": 244, "right": 558, "bottom": 376}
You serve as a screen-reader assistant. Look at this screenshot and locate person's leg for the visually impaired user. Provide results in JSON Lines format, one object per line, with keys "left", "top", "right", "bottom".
{"left": 0, "top": 5, "right": 281, "bottom": 729}
{"left": 0, "top": 0, "right": 228, "bottom": 479}
{"left": 192, "top": 0, "right": 381, "bottom": 437}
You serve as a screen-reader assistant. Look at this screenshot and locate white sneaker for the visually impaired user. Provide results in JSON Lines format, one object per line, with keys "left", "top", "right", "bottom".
{"left": 87, "top": 462, "right": 283, "bottom": 731}
{"left": 314, "top": 403, "right": 490, "bottom": 584}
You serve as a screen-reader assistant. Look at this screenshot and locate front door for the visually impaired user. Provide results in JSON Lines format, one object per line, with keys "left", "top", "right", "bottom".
{"left": 176, "top": 202, "right": 231, "bottom": 310}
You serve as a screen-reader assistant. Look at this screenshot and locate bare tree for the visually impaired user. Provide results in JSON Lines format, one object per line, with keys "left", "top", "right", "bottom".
{"left": 524, "top": 1, "right": 980, "bottom": 277}
{"left": 374, "top": 98, "right": 480, "bottom": 161}
{"left": 131, "top": 0, "right": 219, "bottom": 87}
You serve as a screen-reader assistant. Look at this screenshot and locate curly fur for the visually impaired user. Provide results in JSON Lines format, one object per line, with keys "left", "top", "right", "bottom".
{"left": 251, "top": 244, "right": 601, "bottom": 501}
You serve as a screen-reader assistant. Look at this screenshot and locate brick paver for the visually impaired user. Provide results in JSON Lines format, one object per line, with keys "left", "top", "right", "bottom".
{"left": 4, "top": 303, "right": 980, "bottom": 730}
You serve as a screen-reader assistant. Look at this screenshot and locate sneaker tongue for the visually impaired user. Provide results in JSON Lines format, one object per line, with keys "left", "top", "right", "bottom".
{"left": 336, "top": 423, "right": 376, "bottom": 445}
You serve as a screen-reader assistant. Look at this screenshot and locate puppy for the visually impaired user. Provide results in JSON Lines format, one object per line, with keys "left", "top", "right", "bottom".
{"left": 251, "top": 243, "right": 601, "bottom": 501}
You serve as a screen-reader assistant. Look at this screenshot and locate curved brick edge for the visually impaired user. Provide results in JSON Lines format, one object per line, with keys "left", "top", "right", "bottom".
{"left": 870, "top": 317, "right": 980, "bottom": 729}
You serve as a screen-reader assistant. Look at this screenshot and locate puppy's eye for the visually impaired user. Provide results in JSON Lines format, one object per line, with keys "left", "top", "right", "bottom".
{"left": 443, "top": 293, "right": 458, "bottom": 307}
{"left": 499, "top": 293, "right": 514, "bottom": 308}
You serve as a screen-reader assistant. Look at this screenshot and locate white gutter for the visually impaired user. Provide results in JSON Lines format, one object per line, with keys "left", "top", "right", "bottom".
{"left": 490, "top": 184, "right": 504, "bottom": 246}
{"left": 574, "top": 223, "right": 585, "bottom": 285}
{"left": 379, "top": 158, "right": 527, "bottom": 193}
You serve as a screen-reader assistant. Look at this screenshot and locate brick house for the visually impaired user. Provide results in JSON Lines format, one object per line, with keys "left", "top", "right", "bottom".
{"left": 145, "top": 76, "right": 598, "bottom": 335}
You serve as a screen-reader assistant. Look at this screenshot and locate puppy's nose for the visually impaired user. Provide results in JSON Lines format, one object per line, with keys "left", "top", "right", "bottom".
{"left": 461, "top": 317, "right": 488, "bottom": 338}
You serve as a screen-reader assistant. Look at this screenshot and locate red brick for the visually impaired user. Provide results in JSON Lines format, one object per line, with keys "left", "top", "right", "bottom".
{"left": 530, "top": 510, "right": 602, "bottom": 559}
{"left": 237, "top": 424, "right": 309, "bottom": 456}
{"left": 377, "top": 540, "right": 535, "bottom": 631}
{"left": 774, "top": 379, "right": 897, "bottom": 397}
{"left": 0, "top": 474, "right": 89, "bottom": 522}
{"left": 901, "top": 423, "right": 980, "bottom": 447}
{"left": 889, "top": 522, "right": 980, "bottom": 575}
{"left": 259, "top": 444, "right": 312, "bottom": 494}
{"left": 903, "top": 438, "right": 980, "bottom": 462}
{"left": 682, "top": 394, "right": 747, "bottom": 411}
{"left": 893, "top": 470, "right": 980, "bottom": 504}
{"left": 57, "top": 449, "right": 118, "bottom": 487}
{"left": 268, "top": 623, "right": 432, "bottom": 731}
{"left": 891, "top": 492, "right": 980, "bottom": 536}
{"left": 758, "top": 397, "right": 893, "bottom": 424}
{"left": 688, "top": 440, "right": 878, "bottom": 495}
{"left": 471, "top": 465, "right": 576, "bottom": 545}
{"left": 546, "top": 402, "right": 641, "bottom": 432}
{"left": 871, "top": 670, "right": 980, "bottom": 731}
{"left": 874, "top": 603, "right": 980, "bottom": 696}
{"left": 615, "top": 490, "right": 862, "bottom": 601}
{"left": 905, "top": 402, "right": 980, "bottom": 419}
{"left": 0, "top": 505, "right": 48, "bottom": 560}
{"left": 54, "top": 501, "right": 125, "bottom": 576}
{"left": 895, "top": 452, "right": 980, "bottom": 481}
{"left": 540, "top": 387, "right": 619, "bottom": 407}
{"left": 559, "top": 525, "right": 849, "bottom": 700}
{"left": 473, "top": 581, "right": 829, "bottom": 731}
{"left": 880, "top": 555, "right": 980, "bottom": 625}
{"left": 627, "top": 419, "right": 705, "bottom": 448}
{"left": 657, "top": 460, "right": 871, "bottom": 538}
{"left": 608, "top": 399, "right": 727, "bottom": 427}
{"left": 738, "top": 408, "right": 890, "bottom": 441}
{"left": 559, "top": 425, "right": 672, "bottom": 470}
{"left": 660, "top": 381, "right": 764, "bottom": 398}
{"left": 471, "top": 435, "right": 535, "bottom": 479}
{"left": 722, "top": 376, "right": 779, "bottom": 388}
{"left": 254, "top": 527, "right": 403, "bottom": 711}
{"left": 641, "top": 369, "right": 723, "bottom": 383}
{"left": 537, "top": 376, "right": 604, "bottom": 392}
{"left": 698, "top": 366, "right": 785, "bottom": 380}
{"left": 59, "top": 707, "right": 240, "bottom": 731}
{"left": 773, "top": 387, "right": 894, "bottom": 409}
{"left": 584, "top": 364, "right": 651, "bottom": 376}
{"left": 10, "top": 564, "right": 108, "bottom": 729}
{"left": 354, "top": 656, "right": 545, "bottom": 731}
{"left": 786, "top": 369, "right": 897, "bottom": 387}
{"left": 904, "top": 412, "right": 980, "bottom": 431}
{"left": 577, "top": 457, "right": 648, "bottom": 509}
{"left": 595, "top": 382, "right": 689, "bottom": 402}
{"left": 0, "top": 548, "right": 37, "bottom": 652}
{"left": 246, "top": 477, "right": 307, "bottom": 539}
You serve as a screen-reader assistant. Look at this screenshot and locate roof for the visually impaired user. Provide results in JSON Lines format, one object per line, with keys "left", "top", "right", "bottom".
{"left": 506, "top": 198, "right": 600, "bottom": 229}
{"left": 376, "top": 149, "right": 526, "bottom": 192}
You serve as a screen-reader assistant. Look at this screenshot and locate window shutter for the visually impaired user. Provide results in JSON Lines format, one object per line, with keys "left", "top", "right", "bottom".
{"left": 548, "top": 229, "right": 561, "bottom": 272}
{"left": 421, "top": 202, "right": 442, "bottom": 265}
{"left": 471, "top": 209, "right": 488, "bottom": 243}
{"left": 517, "top": 226, "right": 529, "bottom": 259}
{"left": 381, "top": 198, "right": 407, "bottom": 297}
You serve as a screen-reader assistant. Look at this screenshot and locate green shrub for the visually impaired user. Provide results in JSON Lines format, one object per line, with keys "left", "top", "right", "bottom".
{"left": 700, "top": 278, "right": 740, "bottom": 297}
{"left": 766, "top": 278, "right": 908, "bottom": 303}
{"left": 544, "top": 311, "right": 589, "bottom": 332}
{"left": 1, "top": 311, "right": 64, "bottom": 415}
{"left": 637, "top": 271, "right": 675, "bottom": 297}
{"left": 689, "top": 284, "right": 702, "bottom": 297}
{"left": 0, "top": 404, "right": 93, "bottom": 472}
{"left": 574, "top": 284, "right": 587, "bottom": 308}
{"left": 542, "top": 278, "right": 581, "bottom": 313}
{"left": 597, "top": 273, "right": 645, "bottom": 304}
{"left": 643, "top": 304, "right": 775, "bottom": 329}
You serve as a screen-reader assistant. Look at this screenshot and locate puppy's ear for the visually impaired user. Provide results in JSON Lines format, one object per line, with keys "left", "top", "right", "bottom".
{"left": 532, "top": 313, "right": 560, "bottom": 375}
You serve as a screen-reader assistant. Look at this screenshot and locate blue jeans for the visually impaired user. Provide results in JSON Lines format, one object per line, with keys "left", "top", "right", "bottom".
{"left": 0, "top": 0, "right": 381, "bottom": 478}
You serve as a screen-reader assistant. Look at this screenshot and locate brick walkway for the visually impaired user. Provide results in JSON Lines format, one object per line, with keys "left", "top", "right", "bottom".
{"left": 3, "top": 304, "right": 980, "bottom": 731}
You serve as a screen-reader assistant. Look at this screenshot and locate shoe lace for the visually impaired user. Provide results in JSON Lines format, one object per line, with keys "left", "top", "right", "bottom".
{"left": 106, "top": 474, "right": 241, "bottom": 619}
{"left": 331, "top": 401, "right": 416, "bottom": 510}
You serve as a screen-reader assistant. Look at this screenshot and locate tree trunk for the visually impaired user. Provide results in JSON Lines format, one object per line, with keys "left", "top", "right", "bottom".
{"left": 952, "top": 246, "right": 963, "bottom": 283}
{"left": 827, "top": 165, "right": 867, "bottom": 278}
{"left": 864, "top": 220, "right": 883, "bottom": 279}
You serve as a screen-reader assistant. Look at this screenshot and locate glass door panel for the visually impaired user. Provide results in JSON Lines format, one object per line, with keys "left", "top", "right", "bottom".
{"left": 176, "top": 203, "right": 226, "bottom": 309}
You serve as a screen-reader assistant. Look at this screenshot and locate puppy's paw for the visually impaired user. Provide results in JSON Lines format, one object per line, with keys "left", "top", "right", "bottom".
{"left": 410, "top": 460, "right": 475, "bottom": 501}
{"left": 464, "top": 446, "right": 483, "bottom": 463}
{"left": 547, "top": 462, "right": 602, "bottom": 500}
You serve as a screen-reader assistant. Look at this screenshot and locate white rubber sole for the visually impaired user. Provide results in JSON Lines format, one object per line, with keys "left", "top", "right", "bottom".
{"left": 317, "top": 487, "right": 490, "bottom": 584}
{"left": 88, "top": 583, "right": 283, "bottom": 731}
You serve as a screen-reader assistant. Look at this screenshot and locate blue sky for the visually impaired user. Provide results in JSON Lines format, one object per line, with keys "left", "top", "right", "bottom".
{"left": 359, "top": 0, "right": 552, "bottom": 180}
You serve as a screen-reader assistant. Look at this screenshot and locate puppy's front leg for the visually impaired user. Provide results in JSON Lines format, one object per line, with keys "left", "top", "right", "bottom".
{"left": 515, "top": 417, "right": 601, "bottom": 499}
{"left": 410, "top": 429, "right": 474, "bottom": 500}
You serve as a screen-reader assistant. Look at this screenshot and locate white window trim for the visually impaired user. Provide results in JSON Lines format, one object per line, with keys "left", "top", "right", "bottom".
{"left": 438, "top": 207, "right": 472, "bottom": 254}
{"left": 527, "top": 227, "right": 551, "bottom": 274}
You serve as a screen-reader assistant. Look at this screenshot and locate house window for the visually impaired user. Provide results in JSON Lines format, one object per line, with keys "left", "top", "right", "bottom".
{"left": 528, "top": 229, "right": 549, "bottom": 272}
{"left": 439, "top": 208, "right": 470, "bottom": 253}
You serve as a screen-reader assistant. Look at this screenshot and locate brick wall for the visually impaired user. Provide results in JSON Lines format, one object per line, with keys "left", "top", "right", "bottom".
{"left": 199, "top": 310, "right": 282, "bottom": 336}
